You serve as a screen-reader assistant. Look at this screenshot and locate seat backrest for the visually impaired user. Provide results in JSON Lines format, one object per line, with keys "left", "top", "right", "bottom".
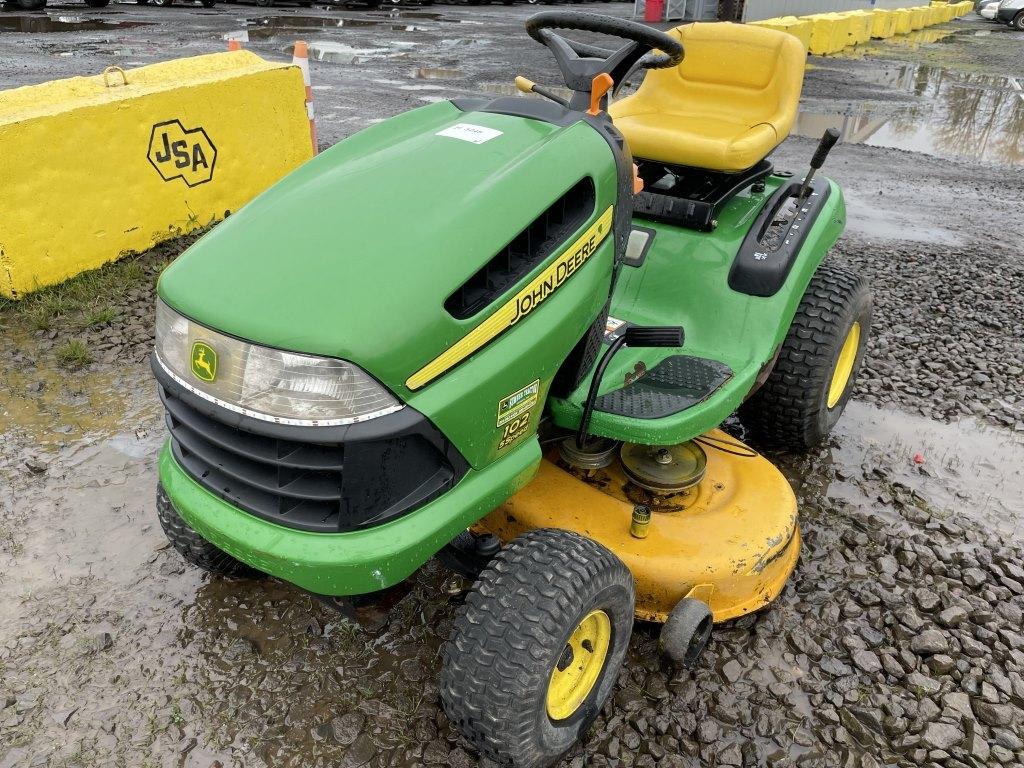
{"left": 618, "top": 23, "right": 806, "bottom": 138}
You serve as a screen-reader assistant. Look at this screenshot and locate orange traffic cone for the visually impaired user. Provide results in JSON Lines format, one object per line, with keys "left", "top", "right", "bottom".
{"left": 227, "top": 39, "right": 242, "bottom": 51}
{"left": 292, "top": 40, "right": 318, "bottom": 155}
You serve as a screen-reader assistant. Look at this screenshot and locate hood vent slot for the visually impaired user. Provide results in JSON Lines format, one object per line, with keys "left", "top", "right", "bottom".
{"left": 445, "top": 177, "right": 596, "bottom": 320}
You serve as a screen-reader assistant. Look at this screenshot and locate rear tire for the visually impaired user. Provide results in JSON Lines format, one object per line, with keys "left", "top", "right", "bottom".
{"left": 157, "top": 484, "right": 262, "bottom": 578}
{"left": 441, "top": 529, "right": 634, "bottom": 768}
{"left": 740, "top": 261, "right": 871, "bottom": 450}
{"left": 1014, "top": 11, "right": 1024, "bottom": 29}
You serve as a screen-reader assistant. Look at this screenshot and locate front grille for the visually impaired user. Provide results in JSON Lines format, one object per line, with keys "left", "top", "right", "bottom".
{"left": 160, "top": 382, "right": 460, "bottom": 533}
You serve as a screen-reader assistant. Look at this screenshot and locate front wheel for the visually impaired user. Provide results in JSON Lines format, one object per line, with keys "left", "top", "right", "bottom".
{"left": 740, "top": 261, "right": 871, "bottom": 450}
{"left": 1013, "top": 11, "right": 1024, "bottom": 29}
{"left": 157, "top": 484, "right": 262, "bottom": 578}
{"left": 441, "top": 529, "right": 635, "bottom": 768}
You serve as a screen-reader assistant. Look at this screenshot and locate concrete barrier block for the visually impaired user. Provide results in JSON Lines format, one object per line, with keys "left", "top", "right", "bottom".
{"left": 872, "top": 9, "right": 898, "bottom": 38}
{"left": 749, "top": 16, "right": 812, "bottom": 51}
{"left": 910, "top": 7, "right": 929, "bottom": 29}
{"left": 893, "top": 8, "right": 914, "bottom": 33}
{"left": 802, "top": 13, "right": 854, "bottom": 54}
{"left": 842, "top": 10, "right": 875, "bottom": 45}
{"left": 0, "top": 51, "right": 314, "bottom": 298}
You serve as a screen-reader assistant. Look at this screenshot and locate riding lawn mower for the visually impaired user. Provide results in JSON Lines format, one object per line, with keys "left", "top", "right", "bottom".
{"left": 151, "top": 13, "right": 870, "bottom": 767}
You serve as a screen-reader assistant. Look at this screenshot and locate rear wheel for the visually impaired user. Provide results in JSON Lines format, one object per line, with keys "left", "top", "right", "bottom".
{"left": 157, "top": 484, "right": 262, "bottom": 578}
{"left": 441, "top": 529, "right": 635, "bottom": 768}
{"left": 740, "top": 261, "right": 871, "bottom": 450}
{"left": 1014, "top": 11, "right": 1024, "bottom": 29}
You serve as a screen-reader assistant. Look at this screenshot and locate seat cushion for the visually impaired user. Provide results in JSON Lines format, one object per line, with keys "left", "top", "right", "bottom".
{"left": 613, "top": 113, "right": 778, "bottom": 173}
{"left": 609, "top": 23, "right": 806, "bottom": 173}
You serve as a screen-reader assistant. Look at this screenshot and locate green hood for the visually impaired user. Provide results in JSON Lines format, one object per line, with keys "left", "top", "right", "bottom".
{"left": 158, "top": 100, "right": 615, "bottom": 398}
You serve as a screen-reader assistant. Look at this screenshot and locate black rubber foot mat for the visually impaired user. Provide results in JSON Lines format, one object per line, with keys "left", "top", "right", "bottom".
{"left": 594, "top": 355, "right": 733, "bottom": 419}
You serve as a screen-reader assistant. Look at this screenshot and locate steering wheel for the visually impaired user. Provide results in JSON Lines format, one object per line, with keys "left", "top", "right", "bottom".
{"left": 525, "top": 11, "right": 684, "bottom": 98}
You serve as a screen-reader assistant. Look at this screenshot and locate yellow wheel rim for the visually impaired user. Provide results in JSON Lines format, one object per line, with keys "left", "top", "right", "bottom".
{"left": 827, "top": 321, "right": 861, "bottom": 409}
{"left": 546, "top": 609, "right": 612, "bottom": 721}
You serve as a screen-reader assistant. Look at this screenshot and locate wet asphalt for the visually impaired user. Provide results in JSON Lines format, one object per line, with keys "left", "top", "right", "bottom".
{"left": 1, "top": 4, "right": 1024, "bottom": 768}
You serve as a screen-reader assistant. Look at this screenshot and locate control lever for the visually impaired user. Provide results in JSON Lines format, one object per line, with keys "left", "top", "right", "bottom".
{"left": 514, "top": 76, "right": 569, "bottom": 108}
{"left": 798, "top": 128, "right": 840, "bottom": 203}
{"left": 576, "top": 326, "right": 684, "bottom": 449}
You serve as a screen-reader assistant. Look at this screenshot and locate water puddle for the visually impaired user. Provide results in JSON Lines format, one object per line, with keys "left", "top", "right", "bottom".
{"left": 0, "top": 14, "right": 152, "bottom": 33}
{"left": 820, "top": 401, "right": 1024, "bottom": 537}
{"left": 413, "top": 67, "right": 462, "bottom": 80}
{"left": 307, "top": 40, "right": 408, "bottom": 63}
{"left": 239, "top": 12, "right": 446, "bottom": 40}
{"left": 796, "top": 64, "right": 1024, "bottom": 166}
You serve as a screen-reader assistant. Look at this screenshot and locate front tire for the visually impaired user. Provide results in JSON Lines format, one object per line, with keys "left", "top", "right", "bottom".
{"left": 157, "top": 484, "right": 262, "bottom": 578}
{"left": 441, "top": 529, "right": 634, "bottom": 768}
{"left": 1013, "top": 11, "right": 1024, "bottom": 29}
{"left": 740, "top": 261, "right": 871, "bottom": 450}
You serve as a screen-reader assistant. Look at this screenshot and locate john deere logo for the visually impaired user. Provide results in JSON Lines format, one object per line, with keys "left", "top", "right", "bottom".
{"left": 148, "top": 119, "right": 217, "bottom": 187}
{"left": 190, "top": 342, "right": 218, "bottom": 382}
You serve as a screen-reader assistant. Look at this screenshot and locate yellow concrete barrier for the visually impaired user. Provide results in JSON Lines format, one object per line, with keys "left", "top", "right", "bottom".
{"left": 748, "top": 16, "right": 813, "bottom": 50}
{"left": 910, "top": 7, "right": 928, "bottom": 29}
{"left": 843, "top": 10, "right": 875, "bottom": 45}
{"left": 0, "top": 51, "right": 313, "bottom": 298}
{"left": 894, "top": 8, "right": 914, "bottom": 33}
{"left": 872, "top": 9, "right": 898, "bottom": 38}
{"left": 777, "top": 16, "right": 814, "bottom": 50}
{"left": 802, "top": 13, "right": 853, "bottom": 55}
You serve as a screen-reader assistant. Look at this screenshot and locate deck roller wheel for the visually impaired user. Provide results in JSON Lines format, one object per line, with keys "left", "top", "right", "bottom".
{"left": 740, "top": 261, "right": 872, "bottom": 450}
{"left": 440, "top": 529, "right": 634, "bottom": 768}
{"left": 156, "top": 483, "right": 262, "bottom": 579}
{"left": 659, "top": 598, "right": 713, "bottom": 667}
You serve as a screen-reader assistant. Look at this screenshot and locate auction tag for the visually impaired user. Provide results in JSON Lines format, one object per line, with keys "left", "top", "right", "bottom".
{"left": 436, "top": 123, "right": 503, "bottom": 144}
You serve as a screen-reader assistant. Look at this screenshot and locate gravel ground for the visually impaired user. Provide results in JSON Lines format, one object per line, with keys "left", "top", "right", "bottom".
{"left": 1, "top": 5, "right": 1023, "bottom": 768}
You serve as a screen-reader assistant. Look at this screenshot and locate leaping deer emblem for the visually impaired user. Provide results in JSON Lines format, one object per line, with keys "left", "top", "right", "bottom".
{"left": 191, "top": 343, "right": 217, "bottom": 382}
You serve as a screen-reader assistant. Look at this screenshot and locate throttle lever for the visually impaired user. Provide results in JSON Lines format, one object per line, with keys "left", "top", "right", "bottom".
{"left": 798, "top": 128, "right": 840, "bottom": 203}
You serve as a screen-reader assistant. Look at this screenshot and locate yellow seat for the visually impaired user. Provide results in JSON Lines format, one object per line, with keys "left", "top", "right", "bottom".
{"left": 609, "top": 23, "right": 806, "bottom": 173}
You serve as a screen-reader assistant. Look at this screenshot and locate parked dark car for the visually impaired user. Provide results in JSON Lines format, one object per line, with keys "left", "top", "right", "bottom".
{"left": 996, "top": 0, "right": 1024, "bottom": 27}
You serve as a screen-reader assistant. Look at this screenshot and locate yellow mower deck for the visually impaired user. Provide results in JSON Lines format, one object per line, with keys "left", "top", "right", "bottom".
{"left": 479, "top": 430, "right": 799, "bottom": 623}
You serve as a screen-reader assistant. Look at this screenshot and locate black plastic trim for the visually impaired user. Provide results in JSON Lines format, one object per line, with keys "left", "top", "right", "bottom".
{"left": 729, "top": 177, "right": 832, "bottom": 298}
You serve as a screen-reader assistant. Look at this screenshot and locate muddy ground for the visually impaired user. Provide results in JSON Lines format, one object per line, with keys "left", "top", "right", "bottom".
{"left": 2, "top": 4, "right": 1024, "bottom": 768}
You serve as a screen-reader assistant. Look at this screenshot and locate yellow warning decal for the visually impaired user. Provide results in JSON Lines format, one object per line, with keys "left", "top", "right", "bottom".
{"left": 406, "top": 205, "right": 614, "bottom": 391}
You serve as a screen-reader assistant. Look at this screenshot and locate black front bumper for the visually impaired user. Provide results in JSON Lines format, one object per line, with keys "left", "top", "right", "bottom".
{"left": 152, "top": 357, "right": 468, "bottom": 533}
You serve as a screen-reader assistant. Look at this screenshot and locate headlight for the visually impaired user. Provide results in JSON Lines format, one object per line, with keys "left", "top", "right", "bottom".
{"left": 154, "top": 299, "right": 403, "bottom": 426}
